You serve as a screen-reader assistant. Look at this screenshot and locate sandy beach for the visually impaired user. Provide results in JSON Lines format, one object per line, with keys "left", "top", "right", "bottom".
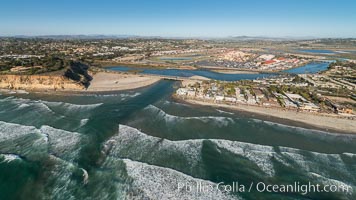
{"left": 183, "top": 98, "right": 356, "bottom": 134}
{"left": 87, "top": 72, "right": 161, "bottom": 92}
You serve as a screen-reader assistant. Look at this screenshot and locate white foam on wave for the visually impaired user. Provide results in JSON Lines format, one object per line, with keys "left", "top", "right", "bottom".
{"left": 17, "top": 103, "right": 30, "bottom": 109}
{"left": 119, "top": 92, "right": 141, "bottom": 99}
{"left": 279, "top": 147, "right": 355, "bottom": 180}
{"left": 0, "top": 121, "right": 49, "bottom": 161}
{"left": 213, "top": 140, "right": 277, "bottom": 176}
{"left": 1, "top": 97, "right": 57, "bottom": 114}
{"left": 0, "top": 121, "right": 84, "bottom": 161}
{"left": 109, "top": 125, "right": 356, "bottom": 182}
{"left": 80, "top": 118, "right": 89, "bottom": 127}
{"left": 43, "top": 101, "right": 103, "bottom": 111}
{"left": 216, "top": 109, "right": 235, "bottom": 115}
{"left": 0, "top": 89, "right": 29, "bottom": 94}
{"left": 122, "top": 159, "right": 238, "bottom": 200}
{"left": 0, "top": 121, "right": 87, "bottom": 198}
{"left": 40, "top": 125, "right": 84, "bottom": 160}
{"left": 1, "top": 96, "right": 102, "bottom": 115}
{"left": 146, "top": 105, "right": 235, "bottom": 127}
{"left": 260, "top": 120, "right": 355, "bottom": 138}
{"left": 0, "top": 154, "right": 21, "bottom": 163}
{"left": 44, "top": 155, "right": 78, "bottom": 200}
{"left": 309, "top": 172, "right": 354, "bottom": 195}
{"left": 84, "top": 92, "right": 141, "bottom": 98}
{"left": 105, "top": 125, "right": 203, "bottom": 175}
{"left": 343, "top": 152, "right": 356, "bottom": 158}
{"left": 0, "top": 121, "right": 39, "bottom": 142}
{"left": 110, "top": 125, "right": 276, "bottom": 176}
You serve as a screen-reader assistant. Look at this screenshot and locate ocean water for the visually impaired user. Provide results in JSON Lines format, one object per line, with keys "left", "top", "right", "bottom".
{"left": 0, "top": 80, "right": 355, "bottom": 200}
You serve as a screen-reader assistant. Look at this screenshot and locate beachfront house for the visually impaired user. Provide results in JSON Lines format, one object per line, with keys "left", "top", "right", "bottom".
{"left": 299, "top": 103, "right": 320, "bottom": 112}
{"left": 187, "top": 90, "right": 196, "bottom": 97}
{"left": 176, "top": 88, "right": 188, "bottom": 96}
{"left": 225, "top": 97, "right": 237, "bottom": 103}
{"left": 215, "top": 95, "right": 224, "bottom": 102}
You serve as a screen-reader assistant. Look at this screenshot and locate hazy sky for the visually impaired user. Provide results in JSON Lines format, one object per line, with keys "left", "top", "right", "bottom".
{"left": 1, "top": 0, "right": 356, "bottom": 37}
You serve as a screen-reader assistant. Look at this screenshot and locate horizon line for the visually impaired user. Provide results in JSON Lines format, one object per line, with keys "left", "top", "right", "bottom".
{"left": 1, "top": 34, "right": 356, "bottom": 40}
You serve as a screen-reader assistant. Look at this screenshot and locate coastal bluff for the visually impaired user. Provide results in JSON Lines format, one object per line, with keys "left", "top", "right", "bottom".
{"left": 0, "top": 74, "right": 85, "bottom": 91}
{"left": 0, "top": 61, "right": 93, "bottom": 91}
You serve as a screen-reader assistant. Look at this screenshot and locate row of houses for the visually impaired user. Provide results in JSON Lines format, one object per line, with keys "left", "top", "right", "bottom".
{"left": 176, "top": 84, "right": 280, "bottom": 107}
{"left": 274, "top": 92, "right": 320, "bottom": 112}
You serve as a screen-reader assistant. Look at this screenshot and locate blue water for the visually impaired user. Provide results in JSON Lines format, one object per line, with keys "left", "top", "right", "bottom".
{"left": 283, "top": 62, "right": 330, "bottom": 74}
{"left": 108, "top": 66, "right": 276, "bottom": 81}
{"left": 298, "top": 49, "right": 356, "bottom": 55}
{"left": 297, "top": 49, "right": 336, "bottom": 54}
{"left": 108, "top": 62, "right": 330, "bottom": 80}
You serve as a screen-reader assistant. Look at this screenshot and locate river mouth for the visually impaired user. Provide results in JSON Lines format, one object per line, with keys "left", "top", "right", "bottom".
{"left": 0, "top": 80, "right": 355, "bottom": 199}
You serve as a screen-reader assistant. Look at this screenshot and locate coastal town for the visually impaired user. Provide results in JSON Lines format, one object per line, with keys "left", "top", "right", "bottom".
{"left": 1, "top": 37, "right": 356, "bottom": 75}
{"left": 0, "top": 37, "right": 355, "bottom": 123}
{"left": 176, "top": 60, "right": 356, "bottom": 118}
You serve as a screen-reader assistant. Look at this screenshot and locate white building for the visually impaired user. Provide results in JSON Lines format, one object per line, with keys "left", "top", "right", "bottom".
{"left": 258, "top": 54, "right": 275, "bottom": 61}
{"left": 176, "top": 88, "right": 188, "bottom": 96}
{"left": 215, "top": 95, "right": 224, "bottom": 101}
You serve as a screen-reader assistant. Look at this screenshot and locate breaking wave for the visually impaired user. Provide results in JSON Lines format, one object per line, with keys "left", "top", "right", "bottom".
{"left": 120, "top": 159, "right": 238, "bottom": 200}
{"left": 145, "top": 105, "right": 235, "bottom": 127}
{"left": 0, "top": 96, "right": 56, "bottom": 114}
{"left": 80, "top": 118, "right": 89, "bottom": 127}
{"left": 82, "top": 92, "right": 141, "bottom": 98}
{"left": 103, "top": 124, "right": 356, "bottom": 195}
{"left": 0, "top": 96, "right": 102, "bottom": 116}
{"left": 0, "top": 154, "right": 21, "bottom": 163}
{"left": 103, "top": 124, "right": 205, "bottom": 177}
{"left": 216, "top": 109, "right": 235, "bottom": 115}
{"left": 43, "top": 101, "right": 103, "bottom": 111}
{"left": 0, "top": 121, "right": 89, "bottom": 199}
{"left": 257, "top": 119, "right": 356, "bottom": 141}
{"left": 0, "top": 121, "right": 85, "bottom": 161}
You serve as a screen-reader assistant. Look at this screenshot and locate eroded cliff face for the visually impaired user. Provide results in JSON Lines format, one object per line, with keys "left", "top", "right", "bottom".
{"left": 0, "top": 75, "right": 85, "bottom": 91}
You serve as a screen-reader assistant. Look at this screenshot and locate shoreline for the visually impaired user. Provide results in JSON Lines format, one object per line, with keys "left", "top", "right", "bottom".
{"left": 177, "top": 97, "right": 356, "bottom": 134}
{"left": 86, "top": 72, "right": 161, "bottom": 92}
{"left": 0, "top": 71, "right": 162, "bottom": 94}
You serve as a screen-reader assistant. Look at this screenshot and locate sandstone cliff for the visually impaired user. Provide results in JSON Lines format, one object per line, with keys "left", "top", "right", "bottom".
{"left": 0, "top": 61, "right": 93, "bottom": 91}
{"left": 0, "top": 75, "right": 85, "bottom": 91}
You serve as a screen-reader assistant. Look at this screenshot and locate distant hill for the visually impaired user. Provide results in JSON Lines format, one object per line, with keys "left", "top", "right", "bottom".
{"left": 226, "top": 35, "right": 317, "bottom": 41}
{"left": 2, "top": 35, "right": 140, "bottom": 40}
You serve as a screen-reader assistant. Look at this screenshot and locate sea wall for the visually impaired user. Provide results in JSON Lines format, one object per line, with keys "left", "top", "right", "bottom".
{"left": 0, "top": 74, "right": 85, "bottom": 91}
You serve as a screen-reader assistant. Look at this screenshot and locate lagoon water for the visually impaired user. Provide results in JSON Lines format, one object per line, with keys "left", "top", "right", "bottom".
{"left": 0, "top": 80, "right": 355, "bottom": 200}
{"left": 297, "top": 49, "right": 337, "bottom": 54}
{"left": 108, "top": 62, "right": 330, "bottom": 80}
{"left": 108, "top": 66, "right": 276, "bottom": 81}
{"left": 283, "top": 62, "right": 330, "bottom": 74}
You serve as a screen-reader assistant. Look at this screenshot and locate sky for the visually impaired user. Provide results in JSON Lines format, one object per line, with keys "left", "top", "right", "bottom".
{"left": 1, "top": 0, "right": 356, "bottom": 38}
